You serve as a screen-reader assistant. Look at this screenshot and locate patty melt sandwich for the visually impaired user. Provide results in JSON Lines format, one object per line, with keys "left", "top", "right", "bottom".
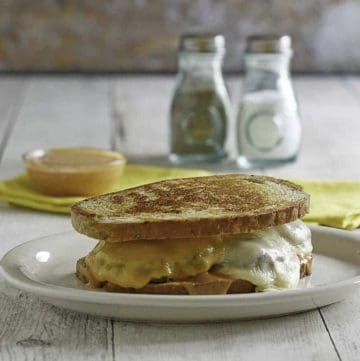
{"left": 72, "top": 174, "right": 312, "bottom": 294}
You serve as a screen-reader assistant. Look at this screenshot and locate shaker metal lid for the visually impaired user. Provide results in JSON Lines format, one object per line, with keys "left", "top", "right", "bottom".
{"left": 246, "top": 35, "right": 292, "bottom": 54}
{"left": 180, "top": 34, "right": 225, "bottom": 53}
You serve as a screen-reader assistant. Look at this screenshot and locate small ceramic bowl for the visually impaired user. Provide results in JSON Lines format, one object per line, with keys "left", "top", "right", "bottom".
{"left": 23, "top": 147, "right": 126, "bottom": 196}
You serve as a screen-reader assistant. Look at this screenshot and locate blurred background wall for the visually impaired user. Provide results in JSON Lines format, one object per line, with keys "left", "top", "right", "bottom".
{"left": 1, "top": 0, "right": 360, "bottom": 73}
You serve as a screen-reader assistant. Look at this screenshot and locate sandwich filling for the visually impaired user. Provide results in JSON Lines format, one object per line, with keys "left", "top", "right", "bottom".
{"left": 84, "top": 220, "right": 312, "bottom": 292}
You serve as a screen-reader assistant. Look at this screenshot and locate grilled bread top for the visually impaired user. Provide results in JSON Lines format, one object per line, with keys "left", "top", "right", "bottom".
{"left": 71, "top": 174, "right": 310, "bottom": 242}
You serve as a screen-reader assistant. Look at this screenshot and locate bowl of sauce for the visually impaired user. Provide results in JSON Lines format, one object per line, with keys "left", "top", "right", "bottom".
{"left": 23, "top": 147, "right": 126, "bottom": 196}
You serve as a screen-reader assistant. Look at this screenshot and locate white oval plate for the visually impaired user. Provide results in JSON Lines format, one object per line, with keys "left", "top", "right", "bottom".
{"left": 1, "top": 226, "right": 359, "bottom": 323}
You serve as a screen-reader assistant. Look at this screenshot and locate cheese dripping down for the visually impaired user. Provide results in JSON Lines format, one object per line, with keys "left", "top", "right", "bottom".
{"left": 84, "top": 220, "right": 312, "bottom": 291}
{"left": 212, "top": 220, "right": 312, "bottom": 291}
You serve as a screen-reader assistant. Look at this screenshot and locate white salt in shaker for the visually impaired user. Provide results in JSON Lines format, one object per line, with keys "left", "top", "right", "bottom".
{"left": 236, "top": 35, "right": 301, "bottom": 169}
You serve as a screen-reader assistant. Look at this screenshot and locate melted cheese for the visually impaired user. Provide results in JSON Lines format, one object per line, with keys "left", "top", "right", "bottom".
{"left": 85, "top": 220, "right": 312, "bottom": 291}
{"left": 85, "top": 236, "right": 224, "bottom": 288}
{"left": 213, "top": 220, "right": 312, "bottom": 291}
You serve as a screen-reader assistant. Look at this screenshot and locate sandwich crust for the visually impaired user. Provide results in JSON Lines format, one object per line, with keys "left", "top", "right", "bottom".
{"left": 71, "top": 174, "right": 310, "bottom": 242}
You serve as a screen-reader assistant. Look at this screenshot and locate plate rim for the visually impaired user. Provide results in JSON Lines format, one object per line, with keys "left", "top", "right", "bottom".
{"left": 1, "top": 226, "right": 359, "bottom": 307}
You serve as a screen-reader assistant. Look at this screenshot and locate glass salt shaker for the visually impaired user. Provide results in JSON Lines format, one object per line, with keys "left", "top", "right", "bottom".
{"left": 169, "top": 34, "right": 232, "bottom": 163}
{"left": 236, "top": 35, "right": 301, "bottom": 169}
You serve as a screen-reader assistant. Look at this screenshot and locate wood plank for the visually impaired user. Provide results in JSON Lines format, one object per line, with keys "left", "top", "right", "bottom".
{"left": 0, "top": 76, "right": 111, "bottom": 180}
{"left": 0, "top": 204, "right": 71, "bottom": 258}
{"left": 109, "top": 75, "right": 354, "bottom": 361}
{"left": 0, "top": 77, "right": 26, "bottom": 162}
{"left": 263, "top": 76, "right": 360, "bottom": 179}
{"left": 319, "top": 290, "right": 360, "bottom": 361}
{"left": 343, "top": 75, "right": 360, "bottom": 95}
{"left": 111, "top": 75, "right": 359, "bottom": 178}
{"left": 110, "top": 76, "right": 265, "bottom": 174}
{"left": 0, "top": 75, "right": 357, "bottom": 361}
{"left": 313, "top": 75, "right": 360, "bottom": 361}
{"left": 111, "top": 75, "right": 241, "bottom": 160}
{"left": 261, "top": 75, "right": 360, "bottom": 361}
{"left": 0, "top": 76, "right": 113, "bottom": 360}
{"left": 113, "top": 310, "right": 339, "bottom": 361}
{"left": 0, "top": 75, "right": 112, "bottom": 254}
{"left": 0, "top": 289, "right": 113, "bottom": 361}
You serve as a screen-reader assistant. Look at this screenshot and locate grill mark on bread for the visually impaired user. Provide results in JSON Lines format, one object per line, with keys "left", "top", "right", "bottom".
{"left": 71, "top": 174, "right": 309, "bottom": 242}
{"left": 89, "top": 178, "right": 282, "bottom": 215}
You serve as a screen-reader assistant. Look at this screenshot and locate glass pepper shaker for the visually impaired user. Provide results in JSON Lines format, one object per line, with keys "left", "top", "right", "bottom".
{"left": 169, "top": 34, "right": 232, "bottom": 163}
{"left": 236, "top": 35, "right": 301, "bottom": 169}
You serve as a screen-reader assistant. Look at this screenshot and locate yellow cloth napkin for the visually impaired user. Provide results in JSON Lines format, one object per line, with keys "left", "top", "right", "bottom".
{"left": 298, "top": 180, "right": 360, "bottom": 230}
{"left": 0, "top": 165, "right": 210, "bottom": 214}
{"left": 0, "top": 167, "right": 359, "bottom": 230}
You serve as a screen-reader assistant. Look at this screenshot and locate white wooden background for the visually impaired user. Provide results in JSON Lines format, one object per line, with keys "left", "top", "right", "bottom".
{"left": 0, "top": 75, "right": 359, "bottom": 361}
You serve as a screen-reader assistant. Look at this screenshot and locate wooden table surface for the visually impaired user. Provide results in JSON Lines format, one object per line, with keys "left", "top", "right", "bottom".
{"left": 0, "top": 75, "right": 359, "bottom": 361}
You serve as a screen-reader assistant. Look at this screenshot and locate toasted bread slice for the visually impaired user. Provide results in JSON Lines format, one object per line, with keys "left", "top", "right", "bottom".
{"left": 71, "top": 174, "right": 309, "bottom": 242}
{"left": 76, "top": 255, "right": 313, "bottom": 295}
